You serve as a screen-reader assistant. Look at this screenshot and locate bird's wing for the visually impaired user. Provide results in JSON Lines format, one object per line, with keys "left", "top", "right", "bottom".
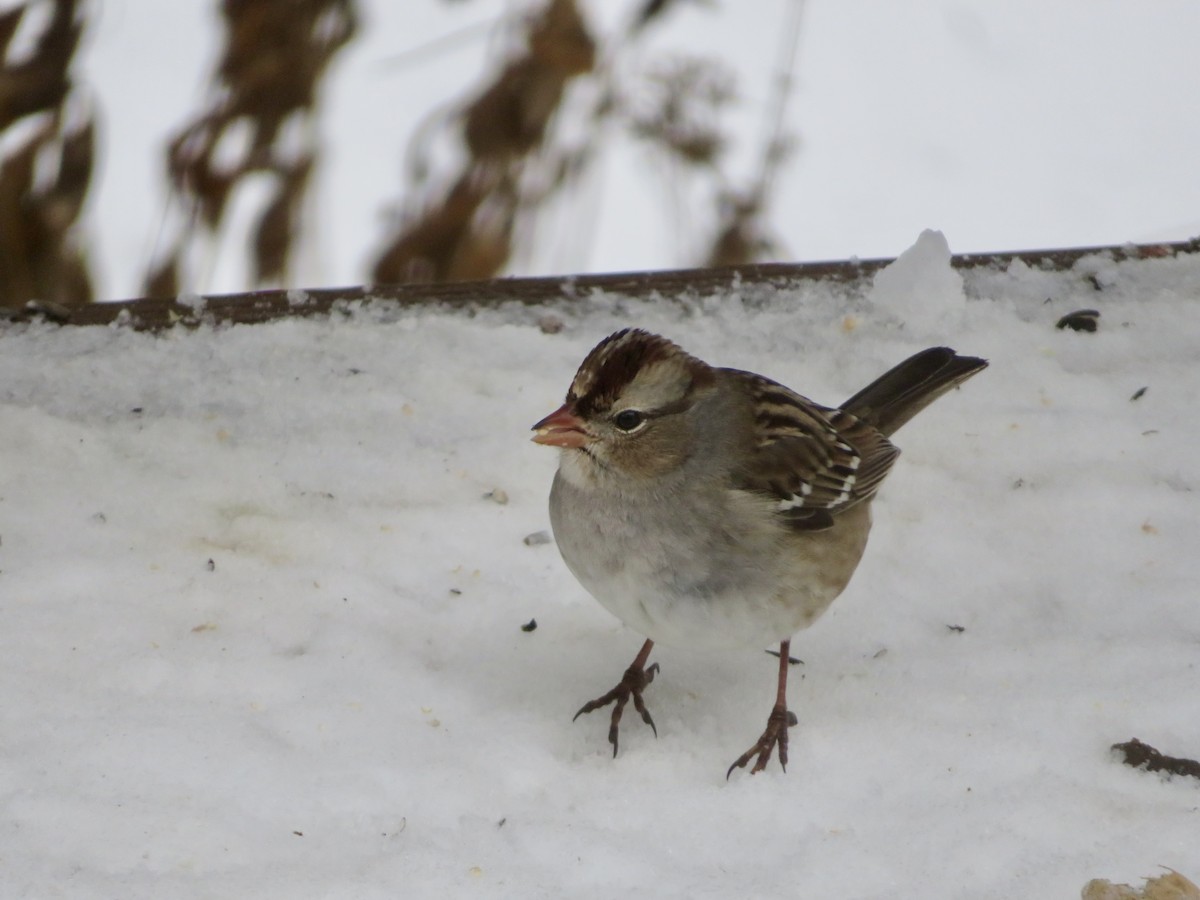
{"left": 726, "top": 372, "right": 900, "bottom": 531}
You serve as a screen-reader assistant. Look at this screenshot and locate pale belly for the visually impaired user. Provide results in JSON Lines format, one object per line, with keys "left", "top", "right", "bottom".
{"left": 549, "top": 471, "right": 869, "bottom": 650}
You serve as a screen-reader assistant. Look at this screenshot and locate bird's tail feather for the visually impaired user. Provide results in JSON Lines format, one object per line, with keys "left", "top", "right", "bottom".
{"left": 842, "top": 347, "right": 987, "bottom": 437}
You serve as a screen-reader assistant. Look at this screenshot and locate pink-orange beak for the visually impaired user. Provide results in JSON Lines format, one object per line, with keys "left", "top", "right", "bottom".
{"left": 531, "top": 402, "right": 590, "bottom": 449}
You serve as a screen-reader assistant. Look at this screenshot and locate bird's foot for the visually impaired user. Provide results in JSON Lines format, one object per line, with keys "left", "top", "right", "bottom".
{"left": 573, "top": 661, "right": 661, "bottom": 757}
{"left": 726, "top": 703, "right": 798, "bottom": 778}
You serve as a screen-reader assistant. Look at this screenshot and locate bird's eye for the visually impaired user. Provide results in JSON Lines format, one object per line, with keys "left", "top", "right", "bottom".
{"left": 613, "top": 409, "right": 644, "bottom": 432}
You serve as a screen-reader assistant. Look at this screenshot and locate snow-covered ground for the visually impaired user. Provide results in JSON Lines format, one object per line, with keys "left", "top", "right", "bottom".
{"left": 2, "top": 233, "right": 1197, "bottom": 897}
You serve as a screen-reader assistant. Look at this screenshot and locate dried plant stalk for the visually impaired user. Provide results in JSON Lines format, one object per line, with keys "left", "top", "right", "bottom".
{"left": 1083, "top": 870, "right": 1200, "bottom": 900}
{"left": 699, "top": 0, "right": 804, "bottom": 267}
{"left": 0, "top": 0, "right": 94, "bottom": 311}
{"left": 372, "top": 0, "right": 595, "bottom": 285}
{"left": 374, "top": 0, "right": 796, "bottom": 282}
{"left": 147, "top": 0, "right": 357, "bottom": 296}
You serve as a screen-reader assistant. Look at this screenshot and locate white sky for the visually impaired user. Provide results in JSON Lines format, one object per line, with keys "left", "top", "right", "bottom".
{"left": 75, "top": 1, "right": 1200, "bottom": 296}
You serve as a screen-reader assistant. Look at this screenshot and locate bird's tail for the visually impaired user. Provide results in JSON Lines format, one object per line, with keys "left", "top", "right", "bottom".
{"left": 841, "top": 347, "right": 987, "bottom": 437}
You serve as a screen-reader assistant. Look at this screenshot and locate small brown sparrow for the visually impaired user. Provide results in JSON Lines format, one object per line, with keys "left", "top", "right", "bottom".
{"left": 532, "top": 329, "right": 986, "bottom": 776}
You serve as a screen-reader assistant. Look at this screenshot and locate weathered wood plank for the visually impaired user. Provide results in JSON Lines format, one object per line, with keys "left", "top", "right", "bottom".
{"left": 5, "top": 239, "right": 1197, "bottom": 332}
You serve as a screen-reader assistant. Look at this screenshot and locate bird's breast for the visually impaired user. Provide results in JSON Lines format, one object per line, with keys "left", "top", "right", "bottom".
{"left": 548, "top": 471, "right": 846, "bottom": 648}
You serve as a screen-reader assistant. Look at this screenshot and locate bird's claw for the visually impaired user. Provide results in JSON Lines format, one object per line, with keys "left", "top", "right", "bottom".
{"left": 726, "top": 704, "right": 797, "bottom": 779}
{"left": 574, "top": 662, "right": 660, "bottom": 757}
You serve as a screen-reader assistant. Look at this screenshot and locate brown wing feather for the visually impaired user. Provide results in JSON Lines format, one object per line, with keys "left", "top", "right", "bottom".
{"left": 727, "top": 372, "right": 899, "bottom": 531}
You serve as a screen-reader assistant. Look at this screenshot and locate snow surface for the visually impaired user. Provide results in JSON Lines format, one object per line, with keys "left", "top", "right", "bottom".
{"left": 2, "top": 235, "right": 1198, "bottom": 897}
